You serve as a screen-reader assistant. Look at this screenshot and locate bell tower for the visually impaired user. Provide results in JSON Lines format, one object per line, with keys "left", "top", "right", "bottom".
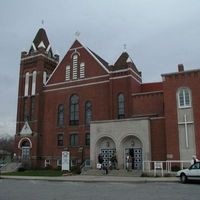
{"left": 15, "top": 28, "right": 59, "bottom": 168}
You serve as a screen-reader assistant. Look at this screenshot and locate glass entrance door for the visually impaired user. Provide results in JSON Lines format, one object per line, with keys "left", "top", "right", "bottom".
{"left": 125, "top": 148, "right": 142, "bottom": 170}
{"left": 22, "top": 147, "right": 30, "bottom": 160}
{"left": 101, "top": 149, "right": 116, "bottom": 168}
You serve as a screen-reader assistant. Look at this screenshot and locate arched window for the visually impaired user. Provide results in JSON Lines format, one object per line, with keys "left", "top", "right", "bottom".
{"left": 31, "top": 71, "right": 37, "bottom": 95}
{"left": 177, "top": 88, "right": 191, "bottom": 108}
{"left": 118, "top": 93, "right": 125, "bottom": 119}
{"left": 70, "top": 95, "right": 79, "bottom": 125}
{"left": 80, "top": 62, "right": 85, "bottom": 78}
{"left": 57, "top": 104, "right": 64, "bottom": 127}
{"left": 65, "top": 65, "right": 71, "bottom": 81}
{"left": 24, "top": 72, "right": 29, "bottom": 96}
{"left": 85, "top": 101, "right": 92, "bottom": 125}
{"left": 73, "top": 54, "right": 78, "bottom": 80}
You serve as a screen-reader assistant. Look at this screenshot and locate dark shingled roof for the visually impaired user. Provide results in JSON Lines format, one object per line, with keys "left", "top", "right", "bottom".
{"left": 87, "top": 48, "right": 109, "bottom": 69}
{"left": 33, "top": 28, "right": 50, "bottom": 50}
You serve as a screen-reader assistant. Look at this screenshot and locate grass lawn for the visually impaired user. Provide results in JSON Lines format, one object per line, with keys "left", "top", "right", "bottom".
{"left": 2, "top": 170, "right": 63, "bottom": 177}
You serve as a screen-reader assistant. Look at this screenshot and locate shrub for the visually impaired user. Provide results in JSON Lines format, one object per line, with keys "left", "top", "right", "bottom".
{"left": 71, "top": 166, "right": 81, "bottom": 174}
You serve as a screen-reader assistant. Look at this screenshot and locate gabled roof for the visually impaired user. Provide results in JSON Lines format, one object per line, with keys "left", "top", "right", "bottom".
{"left": 111, "top": 52, "right": 141, "bottom": 76}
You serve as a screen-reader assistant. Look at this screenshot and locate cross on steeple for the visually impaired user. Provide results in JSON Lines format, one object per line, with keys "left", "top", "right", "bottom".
{"left": 75, "top": 31, "right": 80, "bottom": 38}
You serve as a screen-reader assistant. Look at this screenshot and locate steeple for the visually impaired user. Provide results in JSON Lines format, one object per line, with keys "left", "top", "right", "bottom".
{"left": 21, "top": 28, "right": 59, "bottom": 62}
{"left": 32, "top": 28, "right": 50, "bottom": 51}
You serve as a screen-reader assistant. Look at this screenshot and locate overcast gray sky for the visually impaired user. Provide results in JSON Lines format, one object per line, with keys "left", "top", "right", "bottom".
{"left": 0, "top": 0, "right": 200, "bottom": 137}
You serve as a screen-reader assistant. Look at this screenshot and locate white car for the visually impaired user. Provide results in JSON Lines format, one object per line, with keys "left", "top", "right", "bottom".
{"left": 176, "top": 161, "right": 200, "bottom": 183}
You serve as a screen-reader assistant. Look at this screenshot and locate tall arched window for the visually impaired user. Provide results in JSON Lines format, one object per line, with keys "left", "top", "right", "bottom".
{"left": 118, "top": 93, "right": 125, "bottom": 119}
{"left": 43, "top": 71, "right": 47, "bottom": 84}
{"left": 70, "top": 95, "right": 79, "bottom": 125}
{"left": 85, "top": 101, "right": 92, "bottom": 125}
{"left": 31, "top": 71, "right": 37, "bottom": 95}
{"left": 177, "top": 88, "right": 191, "bottom": 108}
{"left": 24, "top": 72, "right": 29, "bottom": 96}
{"left": 57, "top": 104, "right": 64, "bottom": 127}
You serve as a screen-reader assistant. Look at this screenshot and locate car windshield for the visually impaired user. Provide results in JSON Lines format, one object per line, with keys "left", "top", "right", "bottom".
{"left": 190, "top": 162, "right": 200, "bottom": 170}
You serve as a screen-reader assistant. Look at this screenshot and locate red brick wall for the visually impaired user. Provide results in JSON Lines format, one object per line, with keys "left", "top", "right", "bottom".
{"left": 150, "top": 118, "right": 166, "bottom": 161}
{"left": 132, "top": 92, "right": 164, "bottom": 117}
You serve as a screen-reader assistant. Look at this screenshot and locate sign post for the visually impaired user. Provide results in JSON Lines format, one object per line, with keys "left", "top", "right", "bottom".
{"left": 62, "top": 151, "right": 70, "bottom": 171}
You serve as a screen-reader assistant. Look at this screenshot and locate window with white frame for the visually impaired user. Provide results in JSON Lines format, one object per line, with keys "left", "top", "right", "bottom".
{"left": 57, "top": 159, "right": 62, "bottom": 167}
{"left": 73, "top": 55, "right": 78, "bottom": 79}
{"left": 80, "top": 62, "right": 85, "bottom": 78}
{"left": 44, "top": 159, "right": 51, "bottom": 168}
{"left": 177, "top": 88, "right": 191, "bottom": 108}
{"left": 31, "top": 71, "right": 37, "bottom": 95}
{"left": 24, "top": 72, "right": 29, "bottom": 96}
{"left": 65, "top": 65, "right": 71, "bottom": 81}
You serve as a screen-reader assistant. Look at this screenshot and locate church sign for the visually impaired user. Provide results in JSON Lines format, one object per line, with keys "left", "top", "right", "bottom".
{"left": 62, "top": 151, "right": 70, "bottom": 171}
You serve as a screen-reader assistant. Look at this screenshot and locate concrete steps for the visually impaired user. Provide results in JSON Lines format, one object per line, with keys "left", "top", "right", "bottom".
{"left": 0, "top": 162, "right": 22, "bottom": 173}
{"left": 81, "top": 169, "right": 142, "bottom": 177}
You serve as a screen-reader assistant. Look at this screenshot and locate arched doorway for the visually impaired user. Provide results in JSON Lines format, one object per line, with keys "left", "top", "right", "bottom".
{"left": 21, "top": 140, "right": 30, "bottom": 160}
{"left": 120, "top": 135, "right": 143, "bottom": 170}
{"left": 96, "top": 137, "right": 116, "bottom": 168}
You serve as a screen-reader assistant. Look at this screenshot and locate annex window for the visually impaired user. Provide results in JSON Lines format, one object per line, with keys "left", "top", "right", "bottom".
{"left": 73, "top": 55, "right": 78, "bottom": 80}
{"left": 70, "top": 134, "right": 78, "bottom": 146}
{"left": 65, "top": 65, "right": 71, "bottom": 81}
{"left": 177, "top": 88, "right": 191, "bottom": 108}
{"left": 57, "top": 134, "right": 64, "bottom": 146}
{"left": 80, "top": 62, "right": 85, "bottom": 79}
{"left": 31, "top": 71, "right": 37, "bottom": 95}
{"left": 85, "top": 101, "right": 92, "bottom": 125}
{"left": 24, "top": 72, "right": 29, "bottom": 96}
{"left": 70, "top": 95, "right": 79, "bottom": 125}
{"left": 85, "top": 133, "right": 90, "bottom": 146}
{"left": 44, "top": 159, "right": 51, "bottom": 168}
{"left": 57, "top": 159, "right": 62, "bottom": 167}
{"left": 57, "top": 104, "right": 64, "bottom": 127}
{"left": 117, "top": 93, "right": 125, "bottom": 119}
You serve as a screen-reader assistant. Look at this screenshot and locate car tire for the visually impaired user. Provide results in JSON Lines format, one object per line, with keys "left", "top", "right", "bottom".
{"left": 180, "top": 173, "right": 187, "bottom": 183}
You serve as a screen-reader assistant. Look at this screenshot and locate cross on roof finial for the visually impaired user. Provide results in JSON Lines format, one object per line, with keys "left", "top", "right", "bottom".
{"left": 123, "top": 44, "right": 127, "bottom": 52}
{"left": 41, "top": 20, "right": 44, "bottom": 26}
{"left": 75, "top": 31, "right": 80, "bottom": 38}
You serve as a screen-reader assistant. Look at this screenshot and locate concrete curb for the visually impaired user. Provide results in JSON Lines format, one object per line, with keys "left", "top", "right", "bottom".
{"left": 0, "top": 175, "right": 178, "bottom": 183}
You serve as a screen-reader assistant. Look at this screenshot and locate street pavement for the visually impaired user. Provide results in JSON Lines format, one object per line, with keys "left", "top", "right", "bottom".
{"left": 0, "top": 174, "right": 178, "bottom": 183}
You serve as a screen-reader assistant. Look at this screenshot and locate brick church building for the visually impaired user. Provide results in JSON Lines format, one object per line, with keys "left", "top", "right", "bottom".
{"left": 15, "top": 28, "right": 200, "bottom": 169}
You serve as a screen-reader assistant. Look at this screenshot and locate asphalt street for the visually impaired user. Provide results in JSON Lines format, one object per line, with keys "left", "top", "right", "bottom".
{"left": 0, "top": 179, "right": 200, "bottom": 200}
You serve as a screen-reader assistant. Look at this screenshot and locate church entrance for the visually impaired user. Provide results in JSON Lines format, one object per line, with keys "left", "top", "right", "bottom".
{"left": 101, "top": 148, "right": 116, "bottom": 168}
{"left": 125, "top": 148, "right": 142, "bottom": 170}
{"left": 120, "top": 135, "right": 143, "bottom": 170}
{"left": 96, "top": 136, "right": 116, "bottom": 168}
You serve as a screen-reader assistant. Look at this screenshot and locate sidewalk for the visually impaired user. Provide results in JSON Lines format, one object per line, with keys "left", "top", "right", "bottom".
{"left": 0, "top": 174, "right": 178, "bottom": 183}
